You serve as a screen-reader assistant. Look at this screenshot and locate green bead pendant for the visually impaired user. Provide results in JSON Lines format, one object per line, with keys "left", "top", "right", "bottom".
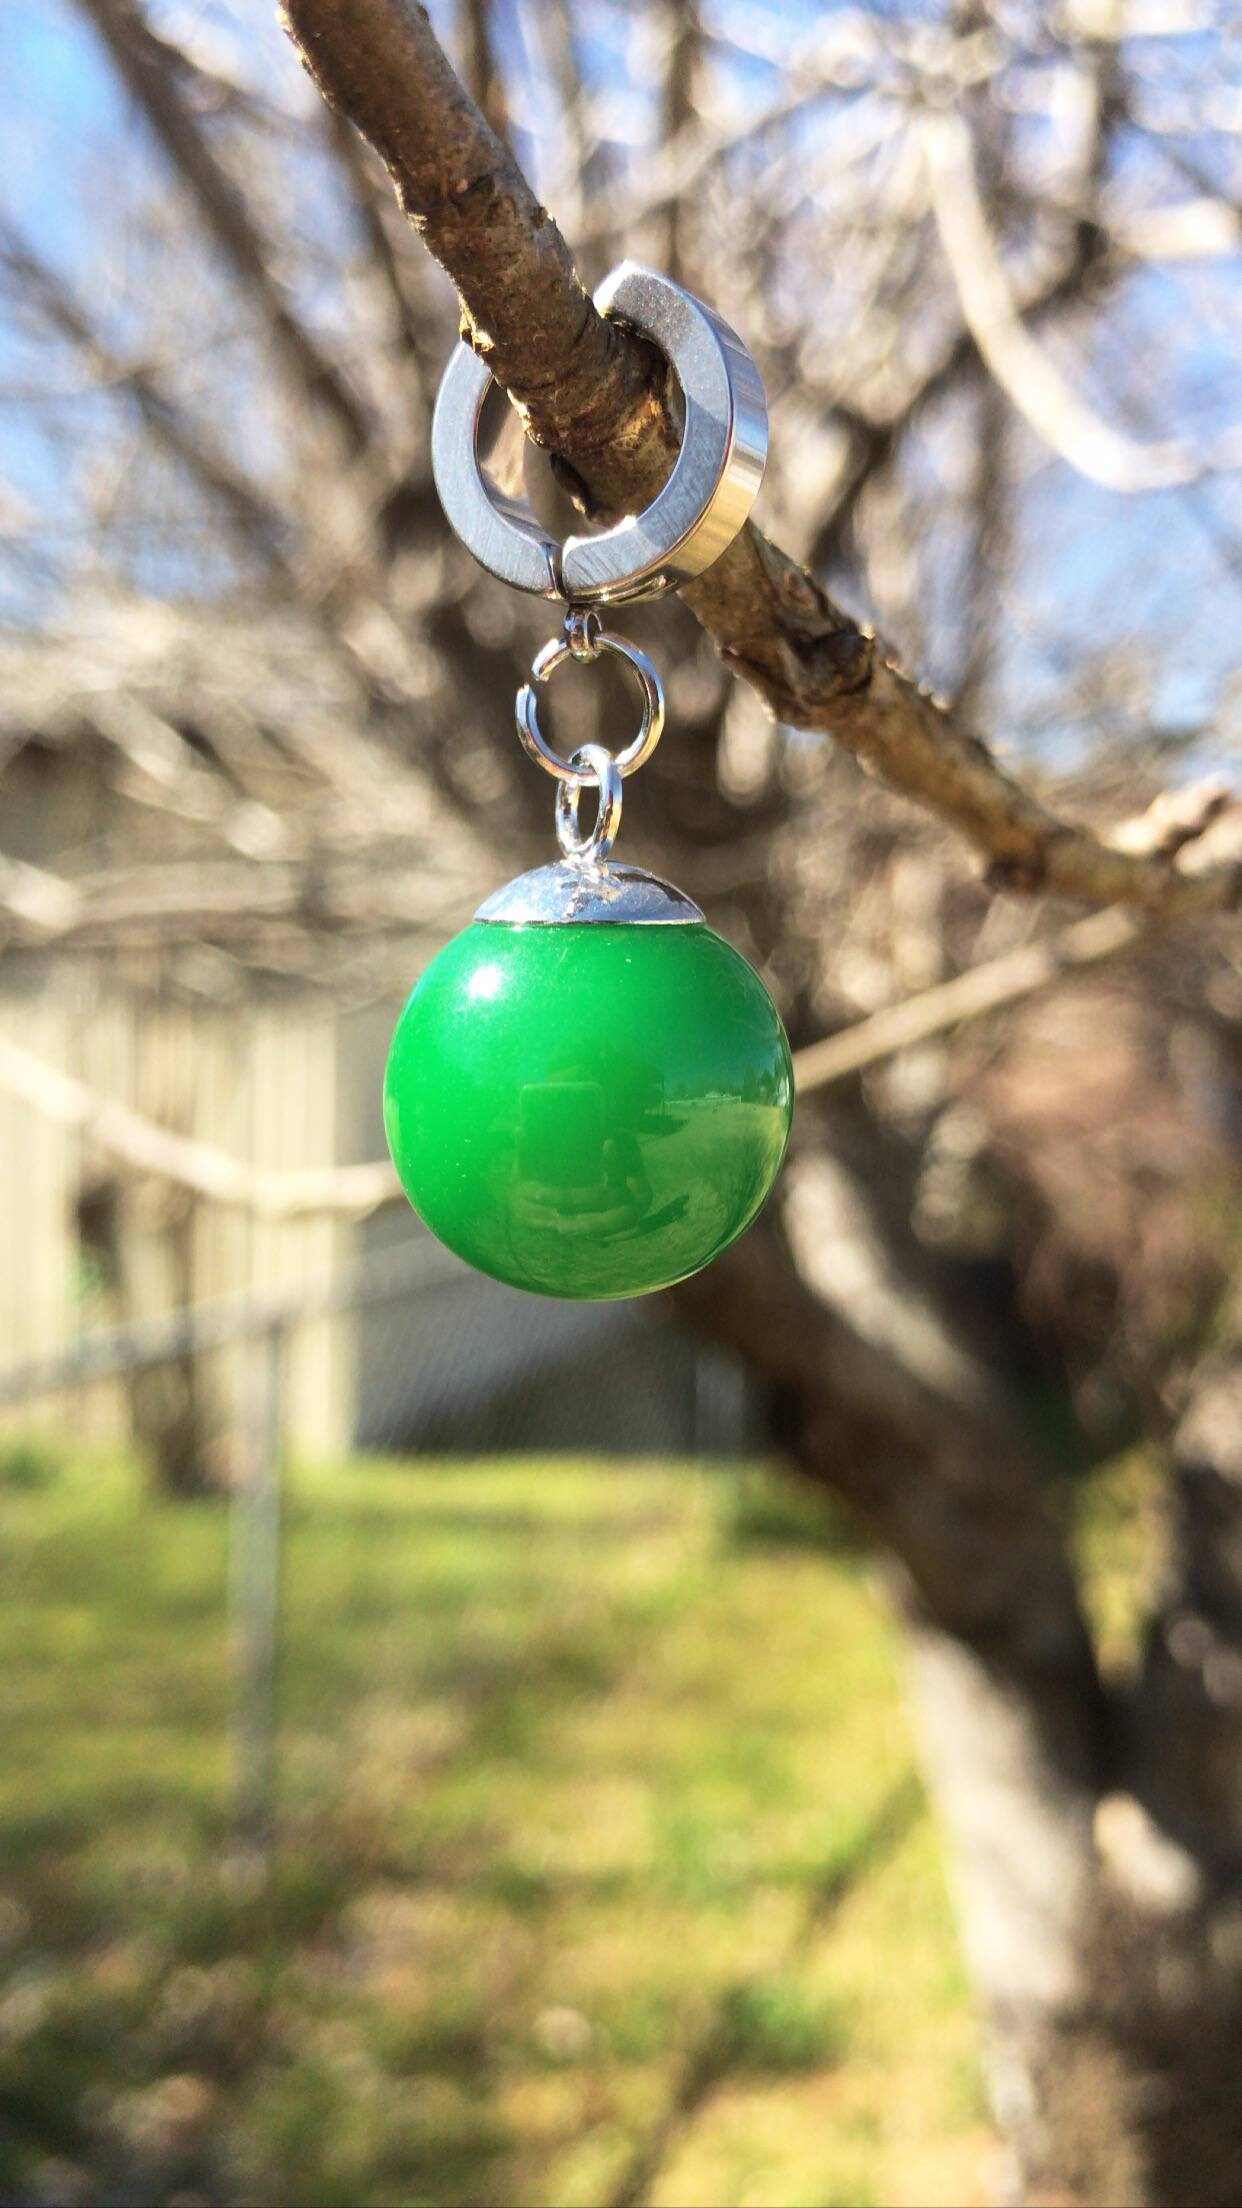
{"left": 384, "top": 870, "right": 793, "bottom": 1300}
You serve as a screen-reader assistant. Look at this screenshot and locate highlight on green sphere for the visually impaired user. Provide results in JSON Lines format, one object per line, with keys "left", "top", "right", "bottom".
{"left": 384, "top": 919, "right": 794, "bottom": 1300}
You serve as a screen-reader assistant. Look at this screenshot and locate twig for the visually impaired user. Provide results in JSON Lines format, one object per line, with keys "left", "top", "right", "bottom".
{"left": 81, "top": 0, "right": 370, "bottom": 452}
{"left": 278, "top": 0, "right": 1242, "bottom": 918}
{"left": 794, "top": 784, "right": 1233, "bottom": 1090}
{"left": 792, "top": 907, "right": 1140, "bottom": 1094}
{"left": 0, "top": 1034, "right": 399, "bottom": 1216}
{"left": 923, "top": 109, "right": 1242, "bottom": 493}
{"left": 1, "top": 224, "right": 293, "bottom": 571}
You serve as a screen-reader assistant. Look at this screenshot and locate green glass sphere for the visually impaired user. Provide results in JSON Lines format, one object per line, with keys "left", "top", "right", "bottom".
{"left": 384, "top": 919, "right": 793, "bottom": 1299}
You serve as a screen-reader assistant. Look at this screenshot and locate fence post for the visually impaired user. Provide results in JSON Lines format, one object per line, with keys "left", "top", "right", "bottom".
{"left": 230, "top": 1319, "right": 285, "bottom": 1879}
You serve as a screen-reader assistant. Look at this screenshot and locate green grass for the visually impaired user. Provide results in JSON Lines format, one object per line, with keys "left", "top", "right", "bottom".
{"left": 1064, "top": 1446, "right": 1165, "bottom": 1675}
{"left": 0, "top": 1449, "right": 988, "bottom": 2208}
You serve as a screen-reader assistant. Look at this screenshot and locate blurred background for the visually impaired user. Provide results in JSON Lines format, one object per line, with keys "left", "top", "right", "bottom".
{"left": 3, "top": 2, "right": 1242, "bottom": 2203}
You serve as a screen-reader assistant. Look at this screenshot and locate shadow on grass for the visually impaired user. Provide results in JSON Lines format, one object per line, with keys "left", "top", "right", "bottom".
{"left": 723, "top": 1464, "right": 865, "bottom": 1559}
{"left": 2, "top": 1449, "right": 944, "bottom": 2208}
{"left": 0, "top": 1834, "right": 515, "bottom": 2208}
{"left": 605, "top": 1772, "right": 923, "bottom": 2208}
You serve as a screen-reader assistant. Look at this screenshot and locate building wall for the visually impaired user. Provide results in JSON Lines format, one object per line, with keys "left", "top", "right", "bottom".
{"left": 1, "top": 980, "right": 758, "bottom": 1465}
{"left": 0, "top": 977, "right": 350, "bottom": 1458}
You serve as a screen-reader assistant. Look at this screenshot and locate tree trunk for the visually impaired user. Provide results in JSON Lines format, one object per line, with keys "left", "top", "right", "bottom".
{"left": 675, "top": 1140, "right": 1242, "bottom": 2207}
{"left": 907, "top": 1619, "right": 1242, "bottom": 2208}
{"left": 81, "top": 1170, "right": 221, "bottom": 1499}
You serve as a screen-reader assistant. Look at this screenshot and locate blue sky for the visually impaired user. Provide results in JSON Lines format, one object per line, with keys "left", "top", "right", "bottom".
{"left": 3, "top": 0, "right": 1242, "bottom": 770}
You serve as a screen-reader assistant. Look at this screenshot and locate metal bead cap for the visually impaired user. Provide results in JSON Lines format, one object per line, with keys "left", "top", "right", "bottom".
{"left": 474, "top": 860, "right": 705, "bottom": 926}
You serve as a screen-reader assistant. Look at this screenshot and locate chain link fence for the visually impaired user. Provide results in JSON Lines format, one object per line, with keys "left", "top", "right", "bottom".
{"left": 0, "top": 1223, "right": 758, "bottom": 1869}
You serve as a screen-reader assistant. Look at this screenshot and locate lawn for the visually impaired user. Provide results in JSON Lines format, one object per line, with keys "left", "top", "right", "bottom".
{"left": 0, "top": 1448, "right": 990, "bottom": 2208}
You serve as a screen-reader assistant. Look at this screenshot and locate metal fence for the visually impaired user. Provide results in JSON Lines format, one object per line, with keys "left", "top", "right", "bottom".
{"left": 0, "top": 1235, "right": 755, "bottom": 1874}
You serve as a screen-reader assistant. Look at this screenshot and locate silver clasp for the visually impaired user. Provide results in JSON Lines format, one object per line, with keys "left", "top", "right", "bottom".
{"left": 431, "top": 262, "right": 768, "bottom": 606}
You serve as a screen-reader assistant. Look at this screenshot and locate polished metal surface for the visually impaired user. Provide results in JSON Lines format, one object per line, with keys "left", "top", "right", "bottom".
{"left": 475, "top": 859, "right": 705, "bottom": 926}
{"left": 555, "top": 743, "right": 624, "bottom": 862}
{"left": 516, "top": 621, "right": 665, "bottom": 786}
{"left": 563, "top": 264, "right": 768, "bottom": 602}
{"left": 432, "top": 262, "right": 768, "bottom": 606}
{"left": 565, "top": 606, "right": 603, "bottom": 659}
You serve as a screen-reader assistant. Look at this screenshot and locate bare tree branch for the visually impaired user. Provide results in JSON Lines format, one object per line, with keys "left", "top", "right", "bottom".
{"left": 9, "top": 830, "right": 1216, "bottom": 1207}
{"left": 278, "top": 0, "right": 1242, "bottom": 917}
{"left": 0, "top": 226, "right": 294, "bottom": 575}
{"left": 924, "top": 109, "right": 1242, "bottom": 494}
{"left": 794, "top": 907, "right": 1142, "bottom": 1094}
{"left": 79, "top": 0, "right": 371, "bottom": 453}
{"left": 0, "top": 1035, "right": 398, "bottom": 1217}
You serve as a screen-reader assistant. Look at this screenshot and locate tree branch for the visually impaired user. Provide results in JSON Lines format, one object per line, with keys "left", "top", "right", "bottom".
{"left": 794, "top": 906, "right": 1142, "bottom": 1094}
{"left": 81, "top": 0, "right": 370, "bottom": 453}
{"left": 0, "top": 225, "right": 293, "bottom": 576}
{"left": 923, "top": 109, "right": 1242, "bottom": 495}
{"left": 0, "top": 854, "right": 1192, "bottom": 1224}
{"left": 280, "top": 0, "right": 1242, "bottom": 918}
{"left": 796, "top": 784, "right": 1236, "bottom": 1090}
{"left": 0, "top": 1034, "right": 399, "bottom": 1217}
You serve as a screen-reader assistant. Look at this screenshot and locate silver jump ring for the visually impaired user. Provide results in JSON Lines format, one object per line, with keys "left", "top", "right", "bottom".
{"left": 566, "top": 607, "right": 603, "bottom": 661}
{"left": 516, "top": 630, "right": 665, "bottom": 786}
{"left": 432, "top": 261, "right": 768, "bottom": 606}
{"left": 556, "top": 745, "right": 623, "bottom": 862}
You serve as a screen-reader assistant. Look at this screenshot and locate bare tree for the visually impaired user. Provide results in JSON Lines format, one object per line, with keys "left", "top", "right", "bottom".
{"left": 6, "top": 0, "right": 1242, "bottom": 2195}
